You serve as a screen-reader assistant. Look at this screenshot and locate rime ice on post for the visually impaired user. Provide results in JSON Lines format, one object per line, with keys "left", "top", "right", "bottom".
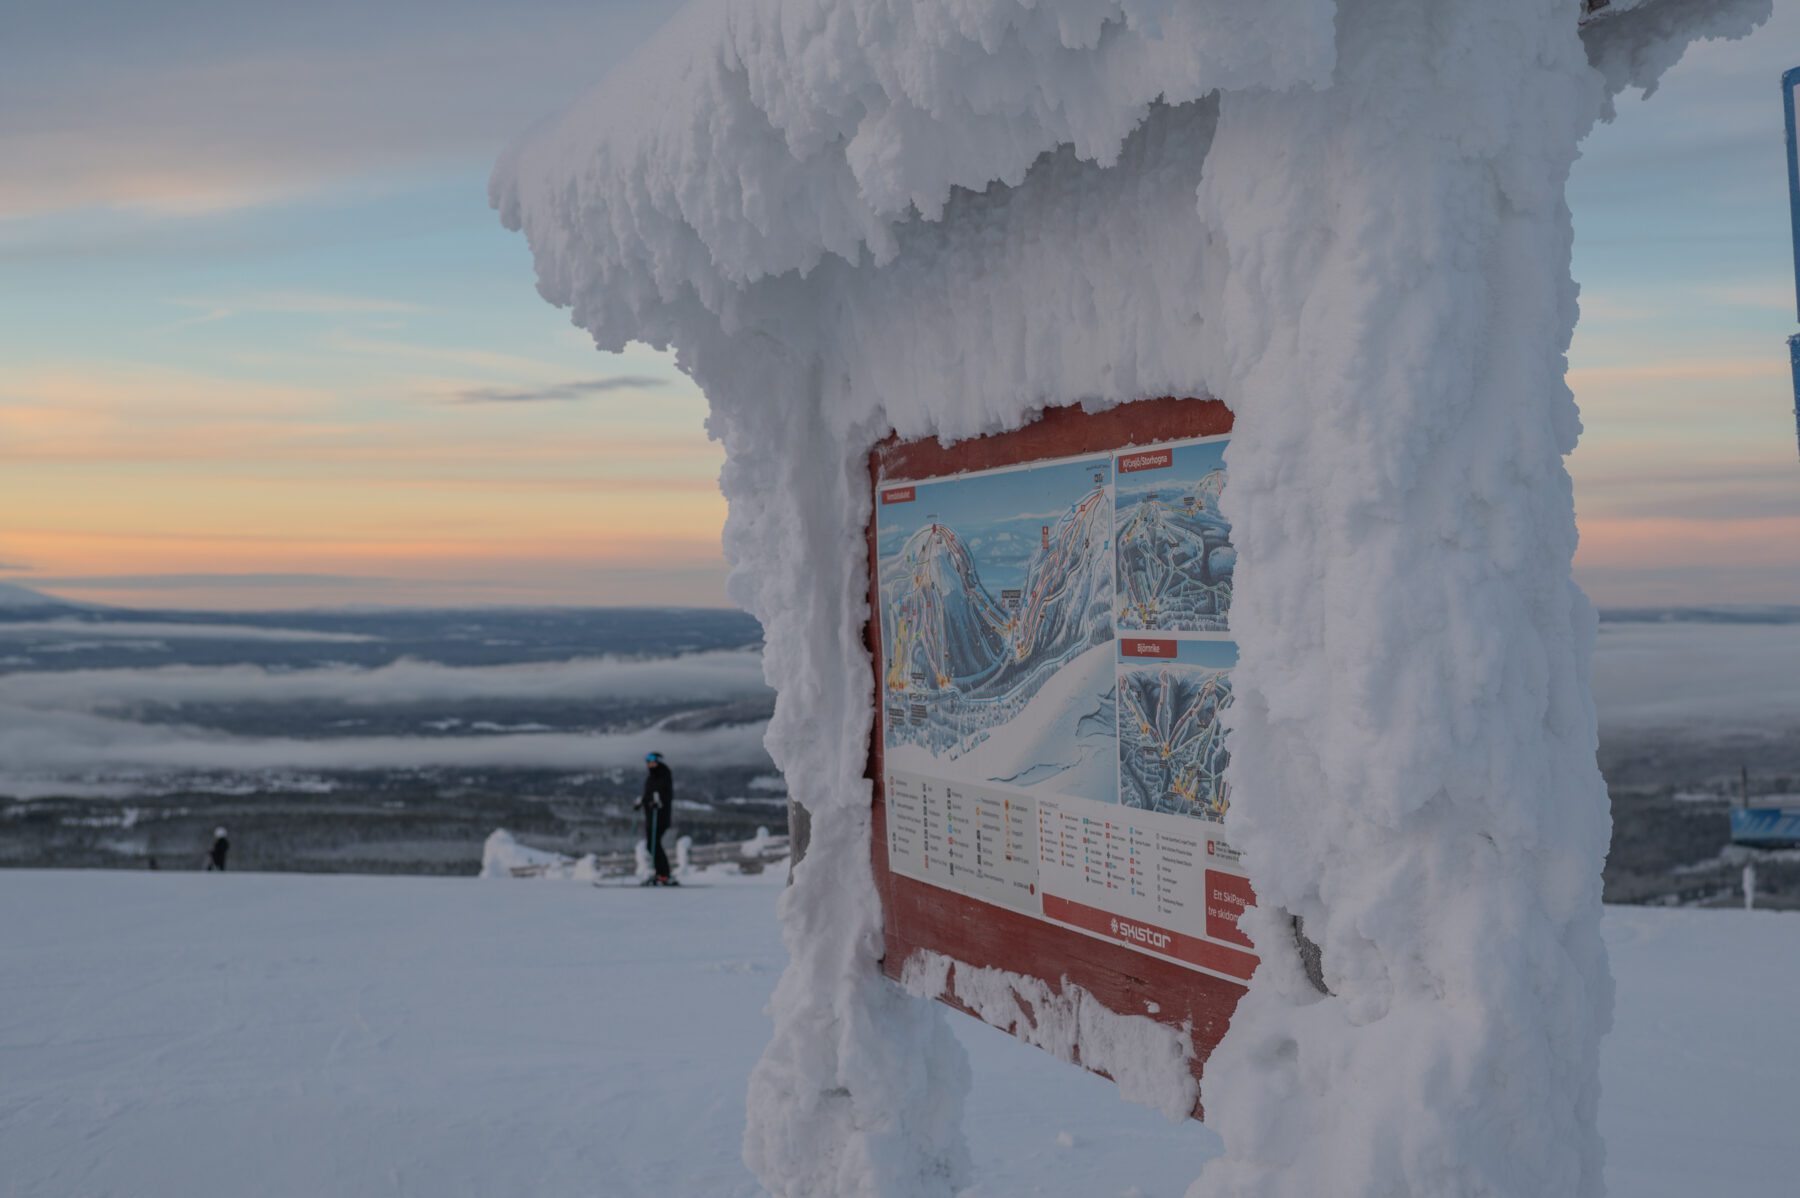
{"left": 492, "top": 0, "right": 1771, "bottom": 1194}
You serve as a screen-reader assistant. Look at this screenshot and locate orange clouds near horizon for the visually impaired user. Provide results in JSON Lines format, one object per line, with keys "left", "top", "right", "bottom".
{"left": 1, "top": 360, "right": 732, "bottom": 609}
{"left": 5, "top": 307, "right": 1796, "bottom": 612}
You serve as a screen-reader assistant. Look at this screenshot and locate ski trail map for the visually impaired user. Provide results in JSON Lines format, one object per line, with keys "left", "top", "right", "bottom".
{"left": 878, "top": 433, "right": 1256, "bottom": 981}
{"left": 1115, "top": 439, "right": 1232, "bottom": 633}
{"left": 1117, "top": 639, "right": 1235, "bottom": 822}
{"left": 879, "top": 455, "right": 1114, "bottom": 785}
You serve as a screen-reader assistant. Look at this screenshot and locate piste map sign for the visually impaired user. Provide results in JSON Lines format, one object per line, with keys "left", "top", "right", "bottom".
{"left": 867, "top": 397, "right": 1251, "bottom": 1108}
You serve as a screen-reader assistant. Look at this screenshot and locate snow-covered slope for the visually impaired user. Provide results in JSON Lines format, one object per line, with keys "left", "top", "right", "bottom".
{"left": 0, "top": 870, "right": 1793, "bottom": 1198}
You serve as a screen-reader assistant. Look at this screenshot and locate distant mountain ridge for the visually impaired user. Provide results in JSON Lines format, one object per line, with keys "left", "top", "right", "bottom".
{"left": 0, "top": 582, "right": 82, "bottom": 611}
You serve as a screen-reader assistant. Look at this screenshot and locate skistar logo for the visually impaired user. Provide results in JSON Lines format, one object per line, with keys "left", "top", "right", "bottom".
{"left": 1109, "top": 916, "right": 1172, "bottom": 950}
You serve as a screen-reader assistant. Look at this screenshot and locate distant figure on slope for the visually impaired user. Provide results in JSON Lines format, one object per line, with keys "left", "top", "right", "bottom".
{"left": 636, "top": 752, "right": 678, "bottom": 886}
{"left": 205, "top": 827, "right": 229, "bottom": 872}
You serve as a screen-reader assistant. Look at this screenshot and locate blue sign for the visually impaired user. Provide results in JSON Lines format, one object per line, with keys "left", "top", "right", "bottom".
{"left": 1730, "top": 807, "right": 1800, "bottom": 849}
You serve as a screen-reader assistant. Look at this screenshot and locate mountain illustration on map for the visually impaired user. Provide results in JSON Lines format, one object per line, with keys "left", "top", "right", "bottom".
{"left": 1115, "top": 441, "right": 1233, "bottom": 633}
{"left": 878, "top": 458, "right": 1115, "bottom": 798}
{"left": 1117, "top": 652, "right": 1232, "bottom": 822}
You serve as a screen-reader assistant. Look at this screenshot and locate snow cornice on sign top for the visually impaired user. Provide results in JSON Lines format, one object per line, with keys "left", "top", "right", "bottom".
{"left": 493, "top": 0, "right": 1758, "bottom": 362}
{"left": 492, "top": 0, "right": 1337, "bottom": 352}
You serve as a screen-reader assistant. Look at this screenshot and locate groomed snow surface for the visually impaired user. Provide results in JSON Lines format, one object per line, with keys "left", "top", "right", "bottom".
{"left": 2, "top": 870, "right": 1794, "bottom": 1198}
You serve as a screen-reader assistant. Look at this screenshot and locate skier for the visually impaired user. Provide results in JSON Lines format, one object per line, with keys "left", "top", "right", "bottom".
{"left": 636, "top": 751, "right": 677, "bottom": 886}
{"left": 205, "top": 827, "right": 229, "bottom": 872}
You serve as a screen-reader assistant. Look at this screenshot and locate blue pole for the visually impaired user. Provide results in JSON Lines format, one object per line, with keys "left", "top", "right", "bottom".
{"left": 1785, "top": 67, "right": 1800, "bottom": 321}
{"left": 1792, "top": 333, "right": 1800, "bottom": 453}
{"left": 1784, "top": 66, "right": 1800, "bottom": 456}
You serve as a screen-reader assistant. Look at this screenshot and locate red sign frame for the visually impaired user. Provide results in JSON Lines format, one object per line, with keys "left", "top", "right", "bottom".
{"left": 865, "top": 396, "right": 1245, "bottom": 1118}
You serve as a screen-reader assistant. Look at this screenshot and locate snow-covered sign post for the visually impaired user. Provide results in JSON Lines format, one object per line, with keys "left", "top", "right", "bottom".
{"left": 493, "top": 0, "right": 1770, "bottom": 1194}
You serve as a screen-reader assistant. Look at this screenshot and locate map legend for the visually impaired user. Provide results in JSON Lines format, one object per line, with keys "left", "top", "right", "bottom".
{"left": 887, "top": 770, "right": 1039, "bottom": 914}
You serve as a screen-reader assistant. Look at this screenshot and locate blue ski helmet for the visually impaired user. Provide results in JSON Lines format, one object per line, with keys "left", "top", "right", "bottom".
{"left": 645, "top": 751, "right": 663, "bottom": 764}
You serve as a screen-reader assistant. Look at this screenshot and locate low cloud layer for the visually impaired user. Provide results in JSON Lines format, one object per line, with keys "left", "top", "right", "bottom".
{"left": 0, "top": 649, "right": 775, "bottom": 795}
{"left": 1, "top": 622, "right": 1793, "bottom": 797}
{"left": 1591, "top": 621, "right": 1800, "bottom": 733}
{"left": 0, "top": 650, "right": 770, "bottom": 712}
{"left": 0, "top": 707, "right": 771, "bottom": 783}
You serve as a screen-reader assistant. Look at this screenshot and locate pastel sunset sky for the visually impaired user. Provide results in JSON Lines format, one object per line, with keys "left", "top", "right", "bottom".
{"left": 3, "top": 0, "right": 1797, "bottom": 610}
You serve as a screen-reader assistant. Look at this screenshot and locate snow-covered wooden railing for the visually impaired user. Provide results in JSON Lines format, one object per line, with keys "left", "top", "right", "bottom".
{"left": 482, "top": 828, "right": 790, "bottom": 880}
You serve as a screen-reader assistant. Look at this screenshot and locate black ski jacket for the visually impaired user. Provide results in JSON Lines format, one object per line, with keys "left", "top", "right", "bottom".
{"left": 640, "top": 763, "right": 674, "bottom": 818}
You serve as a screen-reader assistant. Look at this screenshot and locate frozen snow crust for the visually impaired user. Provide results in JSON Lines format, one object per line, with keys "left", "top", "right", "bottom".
{"left": 495, "top": 0, "right": 1770, "bottom": 1195}
{"left": 901, "top": 950, "right": 1201, "bottom": 1121}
